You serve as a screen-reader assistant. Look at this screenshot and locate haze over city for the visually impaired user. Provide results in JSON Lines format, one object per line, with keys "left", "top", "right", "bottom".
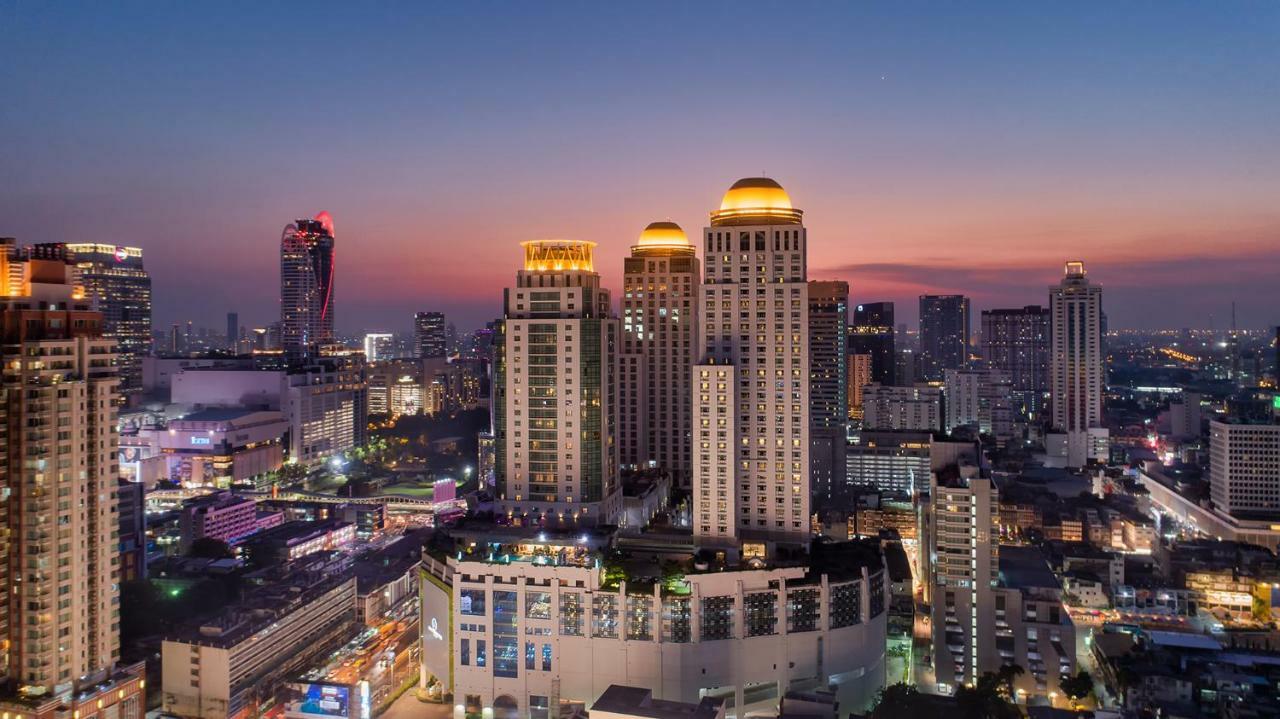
{"left": 3, "top": 2, "right": 1278, "bottom": 332}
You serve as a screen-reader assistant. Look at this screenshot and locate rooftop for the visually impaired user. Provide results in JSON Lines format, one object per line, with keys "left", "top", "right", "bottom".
{"left": 592, "top": 685, "right": 723, "bottom": 719}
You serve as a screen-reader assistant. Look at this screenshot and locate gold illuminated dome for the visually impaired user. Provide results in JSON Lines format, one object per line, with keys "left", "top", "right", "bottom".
{"left": 636, "top": 221, "right": 689, "bottom": 247}
{"left": 711, "top": 177, "right": 803, "bottom": 226}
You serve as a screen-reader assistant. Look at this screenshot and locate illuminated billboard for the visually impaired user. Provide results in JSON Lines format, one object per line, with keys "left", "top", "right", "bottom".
{"left": 420, "top": 567, "right": 454, "bottom": 696}
{"left": 283, "top": 682, "right": 353, "bottom": 719}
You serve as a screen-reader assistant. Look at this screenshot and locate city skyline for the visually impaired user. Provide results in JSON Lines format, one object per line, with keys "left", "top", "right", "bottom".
{"left": 3, "top": 3, "right": 1278, "bottom": 332}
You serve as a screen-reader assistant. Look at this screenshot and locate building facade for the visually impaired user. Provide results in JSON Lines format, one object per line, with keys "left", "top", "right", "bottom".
{"left": 861, "top": 384, "right": 942, "bottom": 432}
{"left": 420, "top": 541, "right": 888, "bottom": 719}
{"left": 28, "top": 243, "right": 152, "bottom": 397}
{"left": 0, "top": 254, "right": 123, "bottom": 695}
{"left": 980, "top": 306, "right": 1049, "bottom": 419}
{"left": 693, "top": 178, "right": 810, "bottom": 543}
{"left": 619, "top": 222, "right": 700, "bottom": 487}
{"left": 1049, "top": 262, "right": 1105, "bottom": 467}
{"left": 808, "top": 280, "right": 848, "bottom": 511}
{"left": 849, "top": 302, "right": 895, "bottom": 386}
{"left": 919, "top": 295, "right": 970, "bottom": 382}
{"left": 280, "top": 214, "right": 336, "bottom": 357}
{"left": 493, "top": 240, "right": 622, "bottom": 525}
{"left": 1209, "top": 419, "right": 1280, "bottom": 519}
{"left": 415, "top": 311, "right": 447, "bottom": 359}
{"left": 943, "top": 368, "right": 1014, "bottom": 443}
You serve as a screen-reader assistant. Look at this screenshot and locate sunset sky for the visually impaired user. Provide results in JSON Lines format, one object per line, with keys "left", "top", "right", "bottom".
{"left": 3, "top": 2, "right": 1277, "bottom": 333}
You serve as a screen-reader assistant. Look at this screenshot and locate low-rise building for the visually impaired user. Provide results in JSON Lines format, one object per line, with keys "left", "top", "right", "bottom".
{"left": 243, "top": 519, "right": 355, "bottom": 566}
{"left": 161, "top": 567, "right": 357, "bottom": 719}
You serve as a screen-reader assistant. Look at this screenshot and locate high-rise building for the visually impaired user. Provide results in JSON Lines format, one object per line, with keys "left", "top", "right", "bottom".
{"left": 0, "top": 255, "right": 127, "bottom": 695}
{"left": 414, "top": 311, "right": 447, "bottom": 359}
{"left": 1049, "top": 261, "right": 1105, "bottom": 467}
{"left": 226, "top": 311, "right": 239, "bottom": 350}
{"left": 980, "top": 306, "right": 1050, "bottom": 419}
{"left": 1209, "top": 417, "right": 1280, "bottom": 520}
{"left": 918, "top": 294, "right": 970, "bottom": 381}
{"left": 280, "top": 213, "right": 336, "bottom": 357}
{"left": 29, "top": 243, "right": 152, "bottom": 395}
{"left": 619, "top": 222, "right": 699, "bottom": 486}
{"left": 849, "top": 302, "right": 895, "bottom": 386}
{"left": 693, "top": 178, "right": 809, "bottom": 543}
{"left": 848, "top": 353, "right": 873, "bottom": 421}
{"left": 928, "top": 463, "right": 998, "bottom": 690}
{"left": 809, "top": 280, "right": 848, "bottom": 510}
{"left": 493, "top": 239, "right": 621, "bottom": 525}
{"left": 363, "top": 332, "right": 395, "bottom": 362}
{"left": 943, "top": 368, "right": 1014, "bottom": 443}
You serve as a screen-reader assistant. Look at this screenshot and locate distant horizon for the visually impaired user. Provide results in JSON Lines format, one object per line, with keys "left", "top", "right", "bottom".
{"left": 4, "top": 3, "right": 1277, "bottom": 333}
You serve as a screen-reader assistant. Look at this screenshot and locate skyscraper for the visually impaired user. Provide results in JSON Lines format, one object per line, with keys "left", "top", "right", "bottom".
{"left": 0, "top": 255, "right": 127, "bottom": 693}
{"left": 849, "top": 301, "right": 895, "bottom": 385}
{"left": 226, "top": 311, "right": 239, "bottom": 351}
{"left": 414, "top": 311, "right": 447, "bottom": 358}
{"left": 493, "top": 239, "right": 621, "bottom": 525}
{"left": 280, "top": 213, "right": 335, "bottom": 357}
{"left": 693, "top": 178, "right": 809, "bottom": 543}
{"left": 363, "top": 332, "right": 395, "bottom": 362}
{"left": 919, "top": 294, "right": 970, "bottom": 381}
{"left": 29, "top": 243, "right": 152, "bottom": 396}
{"left": 980, "top": 305, "right": 1050, "bottom": 418}
{"left": 1049, "top": 261, "right": 1106, "bottom": 467}
{"left": 808, "top": 280, "right": 848, "bottom": 510}
{"left": 619, "top": 221, "right": 699, "bottom": 486}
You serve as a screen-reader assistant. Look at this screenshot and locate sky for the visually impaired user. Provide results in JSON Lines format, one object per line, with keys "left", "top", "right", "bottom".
{"left": 2, "top": 1, "right": 1278, "bottom": 334}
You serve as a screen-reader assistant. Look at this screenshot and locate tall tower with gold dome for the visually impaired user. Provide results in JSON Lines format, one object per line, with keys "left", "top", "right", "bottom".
{"left": 693, "top": 178, "right": 811, "bottom": 543}
{"left": 492, "top": 240, "right": 622, "bottom": 525}
{"left": 619, "top": 222, "right": 700, "bottom": 487}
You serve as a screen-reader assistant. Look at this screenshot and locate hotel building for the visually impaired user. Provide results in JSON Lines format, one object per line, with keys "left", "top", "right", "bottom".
{"left": 493, "top": 240, "right": 622, "bottom": 525}
{"left": 619, "top": 222, "right": 700, "bottom": 487}
{"left": 693, "top": 178, "right": 810, "bottom": 543}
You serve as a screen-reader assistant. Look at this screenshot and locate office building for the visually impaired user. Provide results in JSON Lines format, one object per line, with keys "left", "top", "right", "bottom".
{"left": 809, "top": 280, "right": 848, "bottom": 510}
{"left": 226, "top": 311, "right": 239, "bottom": 350}
{"left": 282, "top": 360, "right": 367, "bottom": 465}
{"left": 0, "top": 252, "right": 127, "bottom": 696}
{"left": 367, "top": 358, "right": 424, "bottom": 417}
{"left": 619, "top": 221, "right": 699, "bottom": 487}
{"left": 1170, "top": 391, "right": 1203, "bottom": 440}
{"left": 162, "top": 565, "right": 357, "bottom": 719}
{"left": 419, "top": 532, "right": 888, "bottom": 718}
{"left": 980, "top": 306, "right": 1049, "bottom": 418}
{"left": 1049, "top": 261, "right": 1106, "bottom": 467}
{"left": 363, "top": 332, "right": 394, "bottom": 362}
{"left": 28, "top": 242, "right": 152, "bottom": 396}
{"left": 415, "top": 311, "right": 447, "bottom": 359}
{"left": 919, "top": 295, "right": 970, "bottom": 381}
{"left": 693, "top": 178, "right": 810, "bottom": 542}
{"left": 1209, "top": 418, "right": 1280, "bottom": 520}
{"left": 849, "top": 302, "right": 895, "bottom": 385}
{"left": 861, "top": 384, "right": 942, "bottom": 432}
{"left": 280, "top": 213, "right": 336, "bottom": 357}
{"left": 492, "top": 239, "right": 621, "bottom": 525}
{"left": 943, "top": 368, "right": 1014, "bottom": 443}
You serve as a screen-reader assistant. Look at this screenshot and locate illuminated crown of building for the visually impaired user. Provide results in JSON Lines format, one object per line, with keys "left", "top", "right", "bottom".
{"left": 710, "top": 177, "right": 803, "bottom": 226}
{"left": 521, "top": 239, "right": 596, "bottom": 272}
{"left": 631, "top": 221, "right": 695, "bottom": 257}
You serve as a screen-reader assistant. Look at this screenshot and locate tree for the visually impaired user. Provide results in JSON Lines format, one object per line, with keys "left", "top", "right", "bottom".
{"left": 870, "top": 684, "right": 940, "bottom": 719}
{"left": 188, "top": 536, "right": 234, "bottom": 559}
{"left": 1060, "top": 670, "right": 1094, "bottom": 702}
{"left": 956, "top": 670, "right": 1023, "bottom": 719}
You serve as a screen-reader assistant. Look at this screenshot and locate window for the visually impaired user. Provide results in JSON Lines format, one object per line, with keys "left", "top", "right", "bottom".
{"left": 460, "top": 589, "right": 487, "bottom": 616}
